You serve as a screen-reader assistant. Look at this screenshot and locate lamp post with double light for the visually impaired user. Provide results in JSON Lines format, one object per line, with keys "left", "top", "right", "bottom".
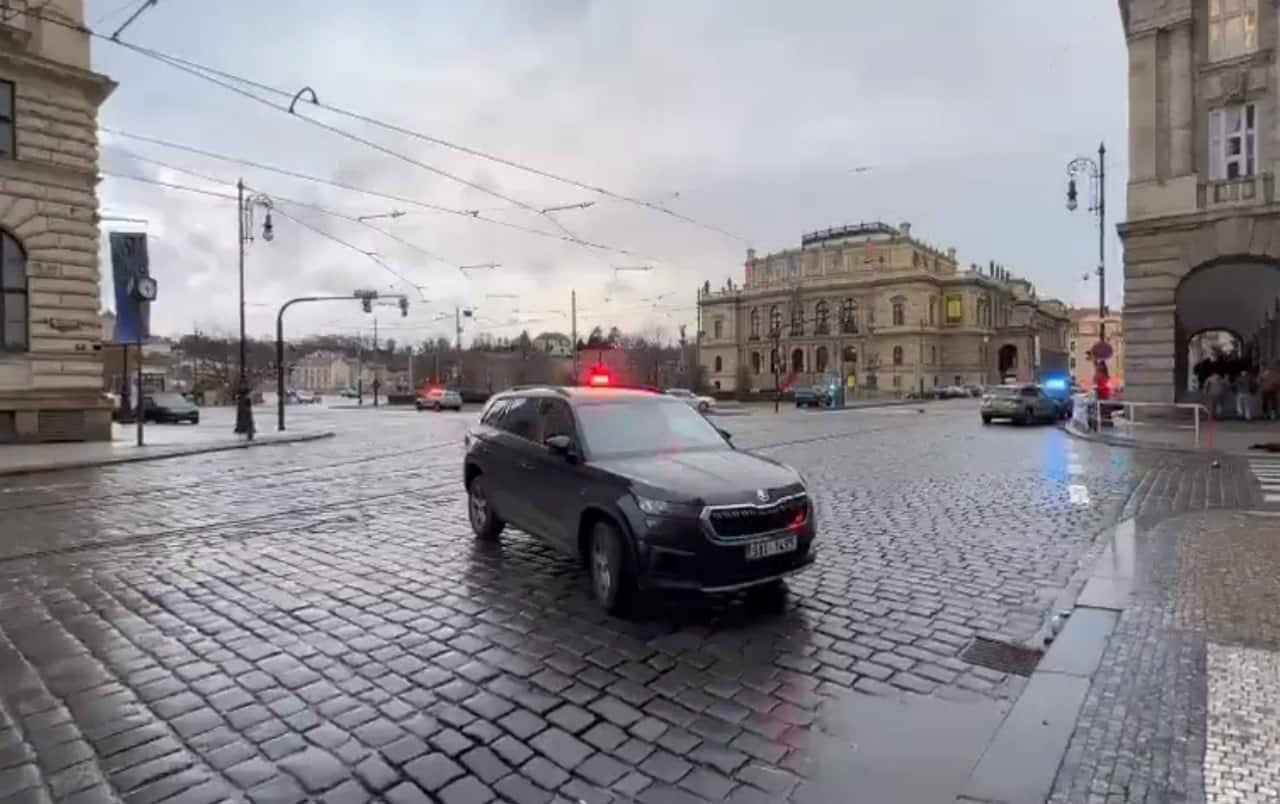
{"left": 235, "top": 179, "right": 275, "bottom": 439}
{"left": 1066, "top": 144, "right": 1108, "bottom": 369}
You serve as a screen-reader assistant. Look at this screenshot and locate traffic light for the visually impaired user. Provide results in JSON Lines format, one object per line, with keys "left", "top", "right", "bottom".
{"left": 399, "top": 296, "right": 409, "bottom": 317}
{"left": 361, "top": 296, "right": 372, "bottom": 313}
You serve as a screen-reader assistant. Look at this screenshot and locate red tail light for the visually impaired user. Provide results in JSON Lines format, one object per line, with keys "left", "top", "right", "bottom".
{"left": 788, "top": 502, "right": 809, "bottom": 532}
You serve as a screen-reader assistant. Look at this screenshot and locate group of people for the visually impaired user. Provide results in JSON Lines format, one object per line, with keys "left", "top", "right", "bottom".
{"left": 1198, "top": 364, "right": 1279, "bottom": 421}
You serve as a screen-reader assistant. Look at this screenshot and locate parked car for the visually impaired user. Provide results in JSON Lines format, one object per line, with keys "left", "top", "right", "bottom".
{"left": 965, "top": 384, "right": 985, "bottom": 398}
{"left": 417, "top": 387, "right": 463, "bottom": 411}
{"left": 287, "top": 389, "right": 321, "bottom": 405}
{"left": 980, "top": 384, "right": 1058, "bottom": 425}
{"left": 143, "top": 392, "right": 200, "bottom": 424}
{"left": 794, "top": 385, "right": 832, "bottom": 408}
{"left": 664, "top": 388, "right": 715, "bottom": 414}
{"left": 938, "top": 385, "right": 969, "bottom": 399}
{"left": 463, "top": 386, "right": 816, "bottom": 613}
{"left": 338, "top": 388, "right": 359, "bottom": 399}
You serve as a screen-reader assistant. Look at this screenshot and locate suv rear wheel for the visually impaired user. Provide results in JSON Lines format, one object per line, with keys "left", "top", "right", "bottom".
{"left": 468, "top": 476, "right": 504, "bottom": 540}
{"left": 590, "top": 520, "right": 633, "bottom": 614}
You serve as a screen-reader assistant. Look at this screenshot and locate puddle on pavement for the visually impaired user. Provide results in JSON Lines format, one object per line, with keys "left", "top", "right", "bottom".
{"left": 800, "top": 688, "right": 1010, "bottom": 804}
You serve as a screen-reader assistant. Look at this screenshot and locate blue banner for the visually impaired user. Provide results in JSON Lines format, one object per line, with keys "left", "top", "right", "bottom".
{"left": 110, "top": 232, "right": 150, "bottom": 343}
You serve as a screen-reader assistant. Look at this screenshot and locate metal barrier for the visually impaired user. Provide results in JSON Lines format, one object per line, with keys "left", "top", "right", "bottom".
{"left": 1070, "top": 395, "right": 1214, "bottom": 449}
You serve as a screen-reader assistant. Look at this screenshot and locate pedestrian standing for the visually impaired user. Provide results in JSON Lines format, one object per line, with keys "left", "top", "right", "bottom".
{"left": 1261, "top": 363, "right": 1279, "bottom": 421}
{"left": 1204, "top": 372, "right": 1225, "bottom": 419}
{"left": 1235, "top": 369, "right": 1256, "bottom": 421}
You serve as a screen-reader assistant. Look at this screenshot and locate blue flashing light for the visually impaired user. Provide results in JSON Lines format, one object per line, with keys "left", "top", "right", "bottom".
{"left": 1044, "top": 377, "right": 1069, "bottom": 391}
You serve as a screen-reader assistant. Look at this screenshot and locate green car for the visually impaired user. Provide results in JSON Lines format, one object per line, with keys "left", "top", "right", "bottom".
{"left": 980, "top": 384, "right": 1058, "bottom": 425}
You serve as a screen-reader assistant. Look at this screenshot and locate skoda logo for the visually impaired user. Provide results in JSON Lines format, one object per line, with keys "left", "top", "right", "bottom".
{"left": 755, "top": 489, "right": 770, "bottom": 504}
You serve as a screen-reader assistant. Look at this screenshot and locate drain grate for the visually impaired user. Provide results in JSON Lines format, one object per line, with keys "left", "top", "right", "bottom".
{"left": 960, "top": 637, "right": 1043, "bottom": 677}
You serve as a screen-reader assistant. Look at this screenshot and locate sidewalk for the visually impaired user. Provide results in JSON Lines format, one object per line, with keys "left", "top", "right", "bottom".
{"left": 1066, "top": 413, "right": 1280, "bottom": 455}
{"left": 1045, "top": 510, "right": 1280, "bottom": 803}
{"left": 0, "top": 408, "right": 333, "bottom": 476}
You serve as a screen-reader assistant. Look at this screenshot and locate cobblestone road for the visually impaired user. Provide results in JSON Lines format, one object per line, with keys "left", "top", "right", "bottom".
{"left": 0, "top": 402, "right": 1249, "bottom": 803}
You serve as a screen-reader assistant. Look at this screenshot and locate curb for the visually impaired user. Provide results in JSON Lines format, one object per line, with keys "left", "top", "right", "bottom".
{"left": 1060, "top": 421, "right": 1262, "bottom": 458}
{"left": 0, "top": 431, "right": 336, "bottom": 478}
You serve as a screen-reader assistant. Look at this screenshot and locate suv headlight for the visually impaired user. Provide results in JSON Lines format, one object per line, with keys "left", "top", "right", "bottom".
{"left": 635, "top": 496, "right": 702, "bottom": 518}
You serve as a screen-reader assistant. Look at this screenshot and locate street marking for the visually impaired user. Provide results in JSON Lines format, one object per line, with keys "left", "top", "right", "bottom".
{"left": 1068, "top": 484, "right": 1091, "bottom": 505}
{"left": 1246, "top": 458, "right": 1280, "bottom": 505}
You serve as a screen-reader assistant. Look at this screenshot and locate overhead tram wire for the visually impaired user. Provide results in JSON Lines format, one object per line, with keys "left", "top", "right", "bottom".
{"left": 98, "top": 127, "right": 665, "bottom": 265}
{"left": 19, "top": 6, "right": 747, "bottom": 248}
{"left": 98, "top": 170, "right": 421, "bottom": 289}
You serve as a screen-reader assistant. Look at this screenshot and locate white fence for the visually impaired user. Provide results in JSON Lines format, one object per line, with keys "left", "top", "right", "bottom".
{"left": 1070, "top": 394, "right": 1214, "bottom": 449}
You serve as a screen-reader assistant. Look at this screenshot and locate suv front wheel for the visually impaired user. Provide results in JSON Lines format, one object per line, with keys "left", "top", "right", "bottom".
{"left": 468, "top": 476, "right": 505, "bottom": 540}
{"left": 590, "top": 520, "right": 633, "bottom": 614}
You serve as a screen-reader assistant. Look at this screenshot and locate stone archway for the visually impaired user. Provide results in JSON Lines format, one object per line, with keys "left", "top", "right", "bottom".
{"left": 1121, "top": 213, "right": 1280, "bottom": 403}
{"left": 998, "top": 344, "right": 1018, "bottom": 379}
{"left": 1172, "top": 259, "right": 1280, "bottom": 400}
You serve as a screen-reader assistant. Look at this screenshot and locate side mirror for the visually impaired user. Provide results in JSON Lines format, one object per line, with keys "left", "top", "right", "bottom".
{"left": 545, "top": 434, "right": 577, "bottom": 459}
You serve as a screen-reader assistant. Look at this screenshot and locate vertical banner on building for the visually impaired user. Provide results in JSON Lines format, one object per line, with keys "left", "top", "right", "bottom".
{"left": 110, "top": 232, "right": 150, "bottom": 343}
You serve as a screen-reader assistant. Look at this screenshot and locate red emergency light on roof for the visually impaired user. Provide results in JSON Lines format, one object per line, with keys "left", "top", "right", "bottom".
{"left": 587, "top": 369, "right": 611, "bottom": 386}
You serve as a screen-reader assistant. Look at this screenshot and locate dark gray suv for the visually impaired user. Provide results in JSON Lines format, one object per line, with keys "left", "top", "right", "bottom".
{"left": 463, "top": 386, "right": 816, "bottom": 613}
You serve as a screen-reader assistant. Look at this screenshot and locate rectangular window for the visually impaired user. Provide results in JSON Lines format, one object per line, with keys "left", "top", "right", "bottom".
{"left": 2, "top": 233, "right": 27, "bottom": 350}
{"left": 1210, "top": 103, "right": 1257, "bottom": 179}
{"left": 1209, "top": 0, "right": 1258, "bottom": 62}
{"left": 713, "top": 319, "right": 723, "bottom": 339}
{"left": 0, "top": 80, "right": 13, "bottom": 159}
{"left": 945, "top": 295, "right": 963, "bottom": 324}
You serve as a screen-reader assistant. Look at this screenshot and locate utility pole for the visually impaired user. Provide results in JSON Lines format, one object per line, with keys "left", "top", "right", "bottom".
{"left": 357, "top": 332, "right": 364, "bottom": 407}
{"left": 571, "top": 289, "right": 579, "bottom": 384}
{"left": 455, "top": 306, "right": 463, "bottom": 351}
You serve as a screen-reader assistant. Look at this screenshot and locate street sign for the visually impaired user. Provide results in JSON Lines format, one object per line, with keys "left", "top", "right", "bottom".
{"left": 1090, "top": 341, "right": 1113, "bottom": 361}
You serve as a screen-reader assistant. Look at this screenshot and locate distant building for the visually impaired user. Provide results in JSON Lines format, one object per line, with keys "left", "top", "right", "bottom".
{"left": 533, "top": 332, "right": 573, "bottom": 357}
{"left": 697, "top": 222, "right": 1070, "bottom": 394}
{"left": 291, "top": 351, "right": 351, "bottom": 392}
{"left": 1069, "top": 311, "right": 1125, "bottom": 391}
{"left": 0, "top": 1, "right": 117, "bottom": 441}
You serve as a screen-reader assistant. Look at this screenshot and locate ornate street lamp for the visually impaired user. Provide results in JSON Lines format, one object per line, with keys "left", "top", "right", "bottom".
{"left": 1066, "top": 144, "right": 1108, "bottom": 353}
{"left": 235, "top": 179, "right": 275, "bottom": 439}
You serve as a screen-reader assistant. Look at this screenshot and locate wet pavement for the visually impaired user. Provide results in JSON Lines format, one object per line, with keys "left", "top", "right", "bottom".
{"left": 0, "top": 402, "right": 1264, "bottom": 803}
{"left": 1048, "top": 510, "right": 1280, "bottom": 804}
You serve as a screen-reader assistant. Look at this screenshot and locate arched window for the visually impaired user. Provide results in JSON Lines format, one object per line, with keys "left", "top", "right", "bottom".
{"left": 815, "top": 346, "right": 829, "bottom": 373}
{"left": 791, "top": 348, "right": 805, "bottom": 372}
{"left": 892, "top": 300, "right": 905, "bottom": 327}
{"left": 714, "top": 356, "right": 723, "bottom": 373}
{"left": 893, "top": 346, "right": 904, "bottom": 365}
{"left": 751, "top": 351, "right": 762, "bottom": 374}
{"left": 814, "top": 300, "right": 830, "bottom": 333}
{"left": 1, "top": 230, "right": 27, "bottom": 351}
{"left": 749, "top": 308, "right": 761, "bottom": 338}
{"left": 769, "top": 305, "right": 782, "bottom": 335}
{"left": 790, "top": 302, "right": 805, "bottom": 335}
{"left": 840, "top": 298, "right": 857, "bottom": 333}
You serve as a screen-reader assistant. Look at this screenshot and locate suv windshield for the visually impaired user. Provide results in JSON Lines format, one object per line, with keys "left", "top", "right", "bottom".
{"left": 151, "top": 393, "right": 188, "bottom": 406}
{"left": 576, "top": 400, "right": 727, "bottom": 457}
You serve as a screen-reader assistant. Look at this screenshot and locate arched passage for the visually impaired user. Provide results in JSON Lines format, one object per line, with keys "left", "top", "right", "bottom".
{"left": 998, "top": 345, "right": 1018, "bottom": 380}
{"left": 1185, "top": 329, "right": 1244, "bottom": 391}
{"left": 1174, "top": 259, "right": 1280, "bottom": 400}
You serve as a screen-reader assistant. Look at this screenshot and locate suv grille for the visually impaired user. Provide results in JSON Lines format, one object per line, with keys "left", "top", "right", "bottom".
{"left": 707, "top": 496, "right": 808, "bottom": 542}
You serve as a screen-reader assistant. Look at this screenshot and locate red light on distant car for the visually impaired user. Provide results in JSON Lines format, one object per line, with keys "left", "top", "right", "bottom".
{"left": 587, "top": 371, "right": 611, "bottom": 386}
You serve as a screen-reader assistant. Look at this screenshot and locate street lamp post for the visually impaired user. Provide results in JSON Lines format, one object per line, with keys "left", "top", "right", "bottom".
{"left": 1066, "top": 144, "right": 1108, "bottom": 358}
{"left": 236, "top": 179, "right": 275, "bottom": 440}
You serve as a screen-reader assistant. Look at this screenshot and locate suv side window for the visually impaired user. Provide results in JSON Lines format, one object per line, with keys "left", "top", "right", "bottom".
{"left": 498, "top": 396, "right": 538, "bottom": 441}
{"left": 481, "top": 398, "right": 509, "bottom": 426}
{"left": 539, "top": 399, "right": 575, "bottom": 442}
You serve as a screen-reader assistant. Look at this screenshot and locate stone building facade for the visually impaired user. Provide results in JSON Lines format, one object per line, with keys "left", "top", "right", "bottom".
{"left": 1069, "top": 311, "right": 1126, "bottom": 391}
{"left": 697, "top": 222, "right": 1070, "bottom": 394}
{"left": 1118, "top": 0, "right": 1280, "bottom": 402}
{"left": 0, "top": 0, "right": 115, "bottom": 441}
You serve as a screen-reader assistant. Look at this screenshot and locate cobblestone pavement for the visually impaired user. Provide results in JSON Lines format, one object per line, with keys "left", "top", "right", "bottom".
{"left": 0, "top": 402, "right": 1257, "bottom": 803}
{"left": 1049, "top": 510, "right": 1280, "bottom": 804}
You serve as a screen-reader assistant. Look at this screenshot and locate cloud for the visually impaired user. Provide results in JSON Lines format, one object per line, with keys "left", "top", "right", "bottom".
{"left": 88, "top": 0, "right": 1128, "bottom": 345}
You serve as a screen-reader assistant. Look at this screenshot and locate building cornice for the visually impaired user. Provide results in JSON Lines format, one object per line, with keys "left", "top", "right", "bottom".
{"left": 1118, "top": 202, "right": 1280, "bottom": 238}
{"left": 0, "top": 47, "right": 116, "bottom": 105}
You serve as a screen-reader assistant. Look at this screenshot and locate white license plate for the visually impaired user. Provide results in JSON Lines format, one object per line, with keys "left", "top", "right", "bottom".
{"left": 745, "top": 535, "right": 797, "bottom": 560}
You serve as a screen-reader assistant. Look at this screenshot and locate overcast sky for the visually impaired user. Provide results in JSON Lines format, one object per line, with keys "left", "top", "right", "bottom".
{"left": 89, "top": 0, "right": 1128, "bottom": 347}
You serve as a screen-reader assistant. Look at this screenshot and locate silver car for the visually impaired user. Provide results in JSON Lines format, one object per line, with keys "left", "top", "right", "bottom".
{"left": 981, "top": 384, "right": 1058, "bottom": 425}
{"left": 664, "top": 388, "right": 715, "bottom": 413}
